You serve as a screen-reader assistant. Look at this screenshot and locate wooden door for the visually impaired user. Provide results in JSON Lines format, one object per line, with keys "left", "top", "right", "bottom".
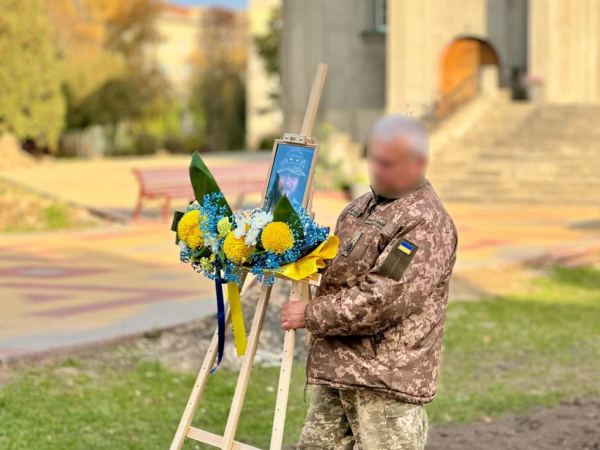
{"left": 437, "top": 38, "right": 498, "bottom": 117}
{"left": 441, "top": 39, "right": 480, "bottom": 96}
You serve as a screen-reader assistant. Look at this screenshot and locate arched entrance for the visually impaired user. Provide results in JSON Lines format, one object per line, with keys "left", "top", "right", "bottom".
{"left": 437, "top": 38, "right": 500, "bottom": 117}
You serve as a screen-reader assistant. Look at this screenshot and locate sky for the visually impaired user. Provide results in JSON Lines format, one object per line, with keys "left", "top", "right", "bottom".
{"left": 170, "top": 0, "right": 247, "bottom": 9}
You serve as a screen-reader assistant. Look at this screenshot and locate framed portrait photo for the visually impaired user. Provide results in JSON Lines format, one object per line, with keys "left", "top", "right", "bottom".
{"left": 262, "top": 140, "right": 318, "bottom": 213}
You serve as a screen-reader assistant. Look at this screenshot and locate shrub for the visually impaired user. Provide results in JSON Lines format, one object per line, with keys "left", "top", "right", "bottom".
{"left": 133, "top": 132, "right": 159, "bottom": 155}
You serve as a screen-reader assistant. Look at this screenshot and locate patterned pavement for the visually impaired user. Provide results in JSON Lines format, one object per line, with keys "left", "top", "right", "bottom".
{"left": 1, "top": 155, "right": 599, "bottom": 360}
{"left": 0, "top": 222, "right": 215, "bottom": 359}
{"left": 446, "top": 203, "right": 600, "bottom": 270}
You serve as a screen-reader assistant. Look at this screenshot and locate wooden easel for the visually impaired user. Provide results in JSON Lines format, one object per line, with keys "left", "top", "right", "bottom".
{"left": 170, "top": 63, "right": 328, "bottom": 450}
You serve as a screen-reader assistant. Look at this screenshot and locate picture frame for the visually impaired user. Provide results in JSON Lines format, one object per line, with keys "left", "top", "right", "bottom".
{"left": 261, "top": 139, "right": 319, "bottom": 212}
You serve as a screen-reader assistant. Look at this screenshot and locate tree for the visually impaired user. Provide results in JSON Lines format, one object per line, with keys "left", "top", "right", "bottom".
{"left": 190, "top": 69, "right": 246, "bottom": 152}
{"left": 49, "top": 0, "right": 169, "bottom": 135}
{"left": 105, "top": 0, "right": 170, "bottom": 121}
{"left": 47, "top": 0, "right": 125, "bottom": 126}
{"left": 70, "top": 78, "right": 143, "bottom": 151}
{"left": 105, "top": 0, "right": 164, "bottom": 72}
{"left": 190, "top": 8, "right": 247, "bottom": 151}
{"left": 0, "top": 0, "right": 65, "bottom": 149}
{"left": 254, "top": 7, "right": 281, "bottom": 78}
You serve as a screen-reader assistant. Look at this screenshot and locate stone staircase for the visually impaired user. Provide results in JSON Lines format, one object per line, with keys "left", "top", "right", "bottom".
{"left": 428, "top": 96, "right": 600, "bottom": 204}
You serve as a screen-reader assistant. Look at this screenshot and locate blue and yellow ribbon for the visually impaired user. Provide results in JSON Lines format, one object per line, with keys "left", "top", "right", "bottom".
{"left": 212, "top": 273, "right": 227, "bottom": 373}
{"left": 210, "top": 236, "right": 339, "bottom": 372}
{"left": 211, "top": 273, "right": 247, "bottom": 373}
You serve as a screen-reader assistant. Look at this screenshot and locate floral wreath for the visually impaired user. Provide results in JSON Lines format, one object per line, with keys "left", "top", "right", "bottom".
{"left": 172, "top": 152, "right": 339, "bottom": 371}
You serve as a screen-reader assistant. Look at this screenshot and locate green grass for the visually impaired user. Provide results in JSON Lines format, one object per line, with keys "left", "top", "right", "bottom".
{"left": 1, "top": 266, "right": 599, "bottom": 449}
{"left": 0, "top": 179, "right": 99, "bottom": 233}
{"left": 43, "top": 204, "right": 71, "bottom": 229}
{"left": 0, "top": 359, "right": 308, "bottom": 449}
{"left": 428, "top": 266, "right": 600, "bottom": 424}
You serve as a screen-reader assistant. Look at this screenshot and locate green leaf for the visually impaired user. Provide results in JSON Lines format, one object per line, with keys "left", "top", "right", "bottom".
{"left": 189, "top": 151, "right": 233, "bottom": 216}
{"left": 171, "top": 211, "right": 184, "bottom": 245}
{"left": 194, "top": 247, "right": 213, "bottom": 259}
{"left": 272, "top": 195, "right": 304, "bottom": 240}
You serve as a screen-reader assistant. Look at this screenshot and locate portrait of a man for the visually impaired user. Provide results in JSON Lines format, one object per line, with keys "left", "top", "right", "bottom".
{"left": 263, "top": 144, "right": 314, "bottom": 212}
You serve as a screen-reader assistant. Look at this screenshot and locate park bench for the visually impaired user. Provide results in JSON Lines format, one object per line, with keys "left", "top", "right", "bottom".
{"left": 132, "top": 161, "right": 269, "bottom": 221}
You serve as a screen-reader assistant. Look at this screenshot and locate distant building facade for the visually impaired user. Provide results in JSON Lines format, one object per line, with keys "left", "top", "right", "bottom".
{"left": 281, "top": 0, "right": 387, "bottom": 146}
{"left": 529, "top": 0, "right": 600, "bottom": 103}
{"left": 280, "top": 0, "right": 600, "bottom": 144}
{"left": 150, "top": 5, "right": 204, "bottom": 96}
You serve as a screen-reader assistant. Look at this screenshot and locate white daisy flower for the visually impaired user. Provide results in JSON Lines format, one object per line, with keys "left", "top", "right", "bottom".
{"left": 234, "top": 216, "right": 250, "bottom": 239}
{"left": 250, "top": 211, "right": 273, "bottom": 229}
{"left": 244, "top": 227, "right": 260, "bottom": 246}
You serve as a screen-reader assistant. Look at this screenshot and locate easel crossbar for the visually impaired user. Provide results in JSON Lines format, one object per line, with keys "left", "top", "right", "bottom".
{"left": 187, "top": 427, "right": 261, "bottom": 450}
{"left": 242, "top": 268, "right": 322, "bottom": 287}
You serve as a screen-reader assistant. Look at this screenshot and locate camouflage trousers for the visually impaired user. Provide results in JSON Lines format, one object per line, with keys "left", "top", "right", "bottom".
{"left": 297, "top": 386, "right": 427, "bottom": 450}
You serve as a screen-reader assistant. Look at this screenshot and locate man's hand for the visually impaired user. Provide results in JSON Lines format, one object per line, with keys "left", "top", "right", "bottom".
{"left": 281, "top": 301, "right": 307, "bottom": 330}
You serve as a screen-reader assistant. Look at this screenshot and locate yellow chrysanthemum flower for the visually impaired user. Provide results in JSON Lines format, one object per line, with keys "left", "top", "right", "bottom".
{"left": 262, "top": 222, "right": 294, "bottom": 254}
{"left": 177, "top": 210, "right": 204, "bottom": 250}
{"left": 223, "top": 231, "right": 254, "bottom": 264}
{"left": 217, "top": 217, "right": 232, "bottom": 238}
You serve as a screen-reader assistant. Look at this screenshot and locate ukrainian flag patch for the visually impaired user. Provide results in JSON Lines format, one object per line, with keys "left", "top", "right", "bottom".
{"left": 398, "top": 240, "right": 414, "bottom": 255}
{"left": 379, "top": 238, "right": 419, "bottom": 281}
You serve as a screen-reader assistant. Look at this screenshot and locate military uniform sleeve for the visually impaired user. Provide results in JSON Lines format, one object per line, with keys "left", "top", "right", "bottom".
{"left": 304, "top": 221, "right": 453, "bottom": 337}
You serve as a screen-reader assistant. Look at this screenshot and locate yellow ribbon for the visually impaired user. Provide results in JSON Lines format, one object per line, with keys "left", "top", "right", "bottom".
{"left": 227, "top": 282, "right": 247, "bottom": 356}
{"left": 278, "top": 235, "right": 340, "bottom": 281}
{"left": 226, "top": 236, "right": 339, "bottom": 356}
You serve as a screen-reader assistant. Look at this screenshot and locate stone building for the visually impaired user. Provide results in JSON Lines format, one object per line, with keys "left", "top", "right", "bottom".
{"left": 272, "top": 0, "right": 600, "bottom": 204}
{"left": 149, "top": 5, "right": 204, "bottom": 95}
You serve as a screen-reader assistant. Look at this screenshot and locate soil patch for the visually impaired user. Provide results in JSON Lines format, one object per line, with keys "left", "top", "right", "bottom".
{"left": 427, "top": 399, "right": 600, "bottom": 450}
{"left": 0, "top": 133, "right": 35, "bottom": 170}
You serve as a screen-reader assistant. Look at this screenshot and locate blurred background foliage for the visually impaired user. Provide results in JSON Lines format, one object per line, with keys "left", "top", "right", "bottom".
{"left": 0, "top": 0, "right": 66, "bottom": 150}
{"left": 254, "top": 7, "right": 280, "bottom": 79}
{"left": 189, "top": 8, "right": 247, "bottom": 152}
{"left": 0, "top": 0, "right": 248, "bottom": 157}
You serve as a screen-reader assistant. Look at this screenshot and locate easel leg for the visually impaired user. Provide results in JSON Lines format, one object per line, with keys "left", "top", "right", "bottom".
{"left": 221, "top": 283, "right": 273, "bottom": 450}
{"left": 270, "top": 281, "right": 305, "bottom": 450}
{"left": 170, "top": 273, "right": 248, "bottom": 450}
{"left": 170, "top": 309, "right": 232, "bottom": 450}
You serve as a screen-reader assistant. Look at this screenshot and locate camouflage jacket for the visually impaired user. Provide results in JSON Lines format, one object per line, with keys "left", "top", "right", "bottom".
{"left": 304, "top": 180, "right": 458, "bottom": 404}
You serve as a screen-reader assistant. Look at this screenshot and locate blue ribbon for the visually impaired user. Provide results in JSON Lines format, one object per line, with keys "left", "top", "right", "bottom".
{"left": 211, "top": 270, "right": 227, "bottom": 374}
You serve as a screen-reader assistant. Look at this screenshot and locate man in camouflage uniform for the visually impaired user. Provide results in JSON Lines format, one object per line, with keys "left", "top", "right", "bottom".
{"left": 281, "top": 114, "right": 458, "bottom": 449}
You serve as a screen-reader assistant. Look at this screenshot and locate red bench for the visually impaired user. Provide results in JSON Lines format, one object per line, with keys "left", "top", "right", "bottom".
{"left": 132, "top": 162, "right": 269, "bottom": 221}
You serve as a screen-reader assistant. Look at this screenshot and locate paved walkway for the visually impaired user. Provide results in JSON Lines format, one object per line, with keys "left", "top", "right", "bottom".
{"left": 1, "top": 154, "right": 599, "bottom": 360}
{"left": 2, "top": 151, "right": 272, "bottom": 220}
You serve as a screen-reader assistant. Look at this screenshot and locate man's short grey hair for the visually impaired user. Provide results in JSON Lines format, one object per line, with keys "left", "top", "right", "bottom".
{"left": 369, "top": 114, "right": 429, "bottom": 158}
